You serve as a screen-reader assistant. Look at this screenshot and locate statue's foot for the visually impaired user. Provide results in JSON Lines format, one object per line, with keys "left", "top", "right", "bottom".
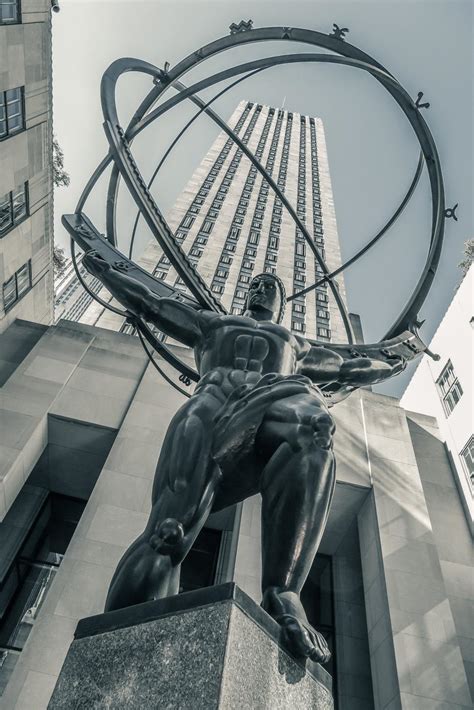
{"left": 262, "top": 587, "right": 331, "bottom": 664}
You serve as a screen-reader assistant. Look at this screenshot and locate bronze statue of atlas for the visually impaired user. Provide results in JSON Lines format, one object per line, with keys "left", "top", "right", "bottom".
{"left": 63, "top": 22, "right": 447, "bottom": 664}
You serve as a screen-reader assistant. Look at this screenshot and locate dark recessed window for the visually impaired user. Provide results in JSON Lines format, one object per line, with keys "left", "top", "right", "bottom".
{"left": 296, "top": 242, "right": 305, "bottom": 256}
{"left": 0, "top": 87, "right": 25, "bottom": 140}
{"left": 436, "top": 360, "right": 463, "bottom": 416}
{"left": 460, "top": 436, "right": 474, "bottom": 489}
{"left": 292, "top": 321, "right": 305, "bottom": 332}
{"left": 0, "top": 1, "right": 20, "bottom": 25}
{"left": 2, "top": 260, "right": 32, "bottom": 313}
{"left": 201, "top": 220, "right": 213, "bottom": 235}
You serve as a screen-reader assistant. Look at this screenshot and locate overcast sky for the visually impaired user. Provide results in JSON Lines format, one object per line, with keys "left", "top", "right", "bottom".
{"left": 52, "top": 0, "right": 473, "bottom": 396}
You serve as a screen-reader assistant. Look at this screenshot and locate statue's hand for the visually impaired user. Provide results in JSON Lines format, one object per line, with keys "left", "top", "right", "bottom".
{"left": 384, "top": 352, "right": 407, "bottom": 377}
{"left": 82, "top": 250, "right": 148, "bottom": 317}
{"left": 82, "top": 250, "right": 112, "bottom": 279}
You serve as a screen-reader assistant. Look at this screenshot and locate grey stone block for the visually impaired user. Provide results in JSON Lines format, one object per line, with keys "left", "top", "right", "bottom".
{"left": 49, "top": 584, "right": 333, "bottom": 710}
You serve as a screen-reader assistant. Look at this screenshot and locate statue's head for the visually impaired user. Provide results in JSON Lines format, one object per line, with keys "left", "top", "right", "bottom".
{"left": 245, "top": 272, "right": 286, "bottom": 323}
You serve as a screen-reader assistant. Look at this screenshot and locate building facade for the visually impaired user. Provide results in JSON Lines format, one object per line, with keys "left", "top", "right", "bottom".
{"left": 400, "top": 264, "right": 473, "bottom": 532}
{"left": 73, "top": 100, "right": 349, "bottom": 343}
{"left": 0, "top": 0, "right": 54, "bottom": 334}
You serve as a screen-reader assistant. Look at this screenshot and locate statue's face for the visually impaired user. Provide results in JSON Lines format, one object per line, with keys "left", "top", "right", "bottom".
{"left": 247, "top": 275, "right": 281, "bottom": 319}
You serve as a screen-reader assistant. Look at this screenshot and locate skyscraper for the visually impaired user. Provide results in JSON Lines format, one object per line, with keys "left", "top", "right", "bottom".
{"left": 72, "top": 101, "right": 349, "bottom": 343}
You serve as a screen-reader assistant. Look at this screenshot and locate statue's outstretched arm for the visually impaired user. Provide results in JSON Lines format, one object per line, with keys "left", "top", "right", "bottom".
{"left": 297, "top": 340, "right": 406, "bottom": 402}
{"left": 338, "top": 353, "right": 406, "bottom": 387}
{"left": 83, "top": 251, "right": 202, "bottom": 347}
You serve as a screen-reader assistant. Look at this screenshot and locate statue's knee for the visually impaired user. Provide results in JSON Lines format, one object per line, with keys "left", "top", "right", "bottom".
{"left": 310, "top": 412, "right": 335, "bottom": 450}
{"left": 149, "top": 518, "right": 185, "bottom": 553}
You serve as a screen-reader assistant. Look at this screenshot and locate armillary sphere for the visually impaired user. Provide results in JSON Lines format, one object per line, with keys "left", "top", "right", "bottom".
{"left": 63, "top": 22, "right": 446, "bottom": 399}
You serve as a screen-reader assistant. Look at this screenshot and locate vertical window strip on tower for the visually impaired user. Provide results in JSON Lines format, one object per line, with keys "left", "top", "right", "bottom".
{"left": 176, "top": 103, "right": 263, "bottom": 292}
{"left": 292, "top": 117, "right": 308, "bottom": 334}
{"left": 229, "top": 108, "right": 287, "bottom": 313}
{"left": 151, "top": 102, "right": 254, "bottom": 282}
{"left": 211, "top": 107, "right": 276, "bottom": 296}
{"left": 309, "top": 118, "right": 331, "bottom": 341}
{"left": 232, "top": 109, "right": 285, "bottom": 310}
{"left": 257, "top": 110, "right": 293, "bottom": 289}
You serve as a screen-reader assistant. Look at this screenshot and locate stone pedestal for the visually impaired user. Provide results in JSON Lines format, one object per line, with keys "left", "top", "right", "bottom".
{"left": 48, "top": 583, "right": 333, "bottom": 709}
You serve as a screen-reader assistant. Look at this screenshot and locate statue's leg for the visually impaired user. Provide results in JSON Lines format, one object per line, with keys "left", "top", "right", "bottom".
{"left": 105, "top": 393, "right": 222, "bottom": 612}
{"left": 256, "top": 395, "right": 336, "bottom": 662}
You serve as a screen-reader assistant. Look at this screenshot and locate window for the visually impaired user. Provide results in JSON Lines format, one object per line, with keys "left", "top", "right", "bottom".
{"left": 190, "top": 248, "right": 202, "bottom": 257}
{"left": 2, "top": 261, "right": 31, "bottom": 313}
{"left": 195, "top": 236, "right": 207, "bottom": 245}
{"left": 249, "top": 232, "right": 259, "bottom": 245}
{"left": 317, "top": 309, "right": 329, "bottom": 320}
{"left": 269, "top": 236, "right": 279, "bottom": 249}
{"left": 235, "top": 289, "right": 246, "bottom": 299}
{"left": 0, "top": 87, "right": 24, "bottom": 140}
{"left": 296, "top": 242, "right": 305, "bottom": 256}
{"left": 216, "top": 269, "right": 228, "bottom": 279}
{"left": 246, "top": 247, "right": 256, "bottom": 258}
{"left": 0, "top": 0, "right": 20, "bottom": 23}
{"left": 211, "top": 284, "right": 223, "bottom": 294}
{"left": 242, "top": 260, "right": 253, "bottom": 270}
{"left": 181, "top": 215, "right": 194, "bottom": 229}
{"left": 460, "top": 436, "right": 474, "bottom": 488}
{"left": 221, "top": 255, "right": 232, "bottom": 265}
{"left": 239, "top": 274, "right": 250, "bottom": 284}
{"left": 159, "top": 256, "right": 170, "bottom": 265}
{"left": 201, "top": 220, "right": 213, "bottom": 235}
{"left": 229, "top": 227, "right": 240, "bottom": 240}
{"left": 436, "top": 361, "right": 463, "bottom": 416}
{"left": 293, "top": 321, "right": 305, "bottom": 332}
{"left": 317, "top": 291, "right": 328, "bottom": 303}
{"left": 293, "top": 303, "right": 305, "bottom": 314}
{"left": 318, "top": 327, "right": 330, "bottom": 339}
{"left": 294, "top": 272, "right": 305, "bottom": 283}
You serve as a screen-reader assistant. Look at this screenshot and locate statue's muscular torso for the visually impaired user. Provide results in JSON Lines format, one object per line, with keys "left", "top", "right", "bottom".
{"left": 196, "top": 313, "right": 306, "bottom": 375}
{"left": 193, "top": 312, "right": 342, "bottom": 400}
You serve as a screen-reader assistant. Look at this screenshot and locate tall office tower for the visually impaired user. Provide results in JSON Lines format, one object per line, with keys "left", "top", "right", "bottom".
{"left": 77, "top": 100, "right": 349, "bottom": 343}
{"left": 0, "top": 1, "right": 54, "bottom": 334}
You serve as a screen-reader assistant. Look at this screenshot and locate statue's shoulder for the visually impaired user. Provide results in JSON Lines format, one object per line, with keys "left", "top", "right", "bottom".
{"left": 200, "top": 310, "right": 256, "bottom": 332}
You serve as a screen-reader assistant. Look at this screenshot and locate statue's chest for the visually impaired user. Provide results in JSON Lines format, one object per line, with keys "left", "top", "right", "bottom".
{"left": 232, "top": 333, "right": 271, "bottom": 372}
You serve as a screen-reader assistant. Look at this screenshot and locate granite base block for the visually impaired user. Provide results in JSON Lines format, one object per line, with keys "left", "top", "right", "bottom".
{"left": 48, "top": 583, "right": 333, "bottom": 709}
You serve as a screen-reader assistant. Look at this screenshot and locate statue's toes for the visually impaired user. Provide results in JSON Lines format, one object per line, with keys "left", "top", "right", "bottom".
{"left": 281, "top": 618, "right": 317, "bottom": 660}
{"left": 308, "top": 630, "right": 331, "bottom": 664}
